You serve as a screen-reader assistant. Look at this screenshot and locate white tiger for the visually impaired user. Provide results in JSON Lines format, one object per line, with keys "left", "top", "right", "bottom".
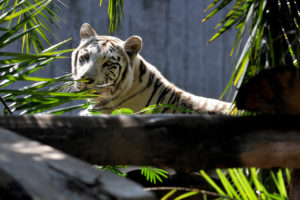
{"left": 72, "top": 23, "right": 232, "bottom": 114}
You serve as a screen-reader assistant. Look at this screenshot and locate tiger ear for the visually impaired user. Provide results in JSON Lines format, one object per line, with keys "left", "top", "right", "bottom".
{"left": 124, "top": 36, "right": 142, "bottom": 58}
{"left": 80, "top": 23, "right": 97, "bottom": 40}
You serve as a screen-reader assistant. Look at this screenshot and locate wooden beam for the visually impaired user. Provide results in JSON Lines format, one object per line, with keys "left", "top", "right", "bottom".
{"left": 0, "top": 127, "right": 155, "bottom": 200}
{"left": 0, "top": 115, "right": 300, "bottom": 170}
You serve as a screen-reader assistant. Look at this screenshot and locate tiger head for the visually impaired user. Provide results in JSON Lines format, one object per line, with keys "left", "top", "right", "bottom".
{"left": 71, "top": 23, "right": 142, "bottom": 99}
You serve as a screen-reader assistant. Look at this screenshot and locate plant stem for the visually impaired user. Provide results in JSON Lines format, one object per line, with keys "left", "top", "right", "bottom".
{"left": 0, "top": 96, "right": 13, "bottom": 115}
{"left": 144, "top": 186, "right": 224, "bottom": 198}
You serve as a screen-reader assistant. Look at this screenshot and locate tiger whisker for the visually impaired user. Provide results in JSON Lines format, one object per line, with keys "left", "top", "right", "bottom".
{"left": 95, "top": 83, "right": 113, "bottom": 88}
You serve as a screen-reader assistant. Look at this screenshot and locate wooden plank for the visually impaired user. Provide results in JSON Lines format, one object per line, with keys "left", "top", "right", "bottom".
{"left": 0, "top": 127, "right": 155, "bottom": 200}
{"left": 0, "top": 115, "right": 300, "bottom": 170}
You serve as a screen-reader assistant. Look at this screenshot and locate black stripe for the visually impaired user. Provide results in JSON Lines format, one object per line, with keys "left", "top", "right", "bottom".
{"left": 139, "top": 60, "right": 147, "bottom": 82}
{"left": 94, "top": 94, "right": 120, "bottom": 108}
{"left": 120, "top": 64, "right": 128, "bottom": 82}
{"left": 171, "top": 94, "right": 180, "bottom": 113}
{"left": 115, "top": 63, "right": 128, "bottom": 91}
{"left": 103, "top": 62, "right": 114, "bottom": 68}
{"left": 99, "top": 85, "right": 147, "bottom": 111}
{"left": 139, "top": 71, "right": 155, "bottom": 94}
{"left": 109, "top": 46, "right": 114, "bottom": 53}
{"left": 167, "top": 91, "right": 176, "bottom": 104}
{"left": 73, "top": 50, "right": 79, "bottom": 75}
{"left": 156, "top": 87, "right": 171, "bottom": 104}
{"left": 145, "top": 78, "right": 162, "bottom": 107}
{"left": 73, "top": 38, "right": 95, "bottom": 70}
{"left": 146, "top": 72, "right": 154, "bottom": 88}
{"left": 161, "top": 90, "right": 175, "bottom": 113}
{"left": 108, "top": 90, "right": 141, "bottom": 109}
{"left": 107, "top": 68, "right": 118, "bottom": 80}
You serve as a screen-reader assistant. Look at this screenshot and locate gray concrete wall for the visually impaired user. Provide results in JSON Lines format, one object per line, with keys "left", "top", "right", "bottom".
{"left": 3, "top": 0, "right": 236, "bottom": 113}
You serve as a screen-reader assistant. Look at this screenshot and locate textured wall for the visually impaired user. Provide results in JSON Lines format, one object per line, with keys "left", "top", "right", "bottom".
{"left": 4, "top": 0, "right": 236, "bottom": 113}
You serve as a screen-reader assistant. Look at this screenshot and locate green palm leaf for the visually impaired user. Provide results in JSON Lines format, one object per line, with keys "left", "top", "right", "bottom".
{"left": 1, "top": 0, "right": 64, "bottom": 53}
{"left": 141, "top": 166, "right": 168, "bottom": 184}
{"left": 204, "top": 0, "right": 300, "bottom": 101}
{"left": 100, "top": 0, "right": 123, "bottom": 34}
{"left": 0, "top": 0, "right": 92, "bottom": 115}
{"left": 202, "top": 168, "right": 290, "bottom": 200}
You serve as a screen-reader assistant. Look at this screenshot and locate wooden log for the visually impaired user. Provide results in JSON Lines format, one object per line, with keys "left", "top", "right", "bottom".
{"left": 0, "top": 115, "right": 300, "bottom": 170}
{"left": 236, "top": 66, "right": 300, "bottom": 114}
{"left": 0, "top": 127, "right": 155, "bottom": 200}
{"left": 235, "top": 66, "right": 300, "bottom": 199}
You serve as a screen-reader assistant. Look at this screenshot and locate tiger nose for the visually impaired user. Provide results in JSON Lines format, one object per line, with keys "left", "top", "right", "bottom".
{"left": 81, "top": 76, "right": 95, "bottom": 84}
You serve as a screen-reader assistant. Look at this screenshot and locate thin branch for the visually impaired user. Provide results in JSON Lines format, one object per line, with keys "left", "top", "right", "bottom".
{"left": 0, "top": 96, "right": 12, "bottom": 115}
{"left": 144, "top": 186, "right": 224, "bottom": 198}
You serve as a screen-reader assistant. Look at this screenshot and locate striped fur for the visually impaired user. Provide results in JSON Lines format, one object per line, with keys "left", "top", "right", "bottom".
{"left": 72, "top": 23, "right": 232, "bottom": 115}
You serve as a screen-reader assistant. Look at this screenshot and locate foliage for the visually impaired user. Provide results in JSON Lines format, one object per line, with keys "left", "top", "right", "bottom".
{"left": 111, "top": 107, "right": 133, "bottom": 115}
{"left": 1, "top": 0, "right": 63, "bottom": 53}
{"left": 200, "top": 168, "right": 290, "bottom": 200}
{"left": 89, "top": 104, "right": 195, "bottom": 115}
{"left": 161, "top": 189, "right": 200, "bottom": 200}
{"left": 0, "top": 0, "right": 93, "bottom": 114}
{"left": 203, "top": 0, "right": 300, "bottom": 100}
{"left": 141, "top": 166, "right": 168, "bottom": 184}
{"left": 95, "top": 165, "right": 169, "bottom": 185}
{"left": 94, "top": 165, "right": 127, "bottom": 177}
{"left": 137, "top": 104, "right": 195, "bottom": 114}
{"left": 202, "top": 2, "right": 298, "bottom": 197}
{"left": 99, "top": 0, "right": 123, "bottom": 34}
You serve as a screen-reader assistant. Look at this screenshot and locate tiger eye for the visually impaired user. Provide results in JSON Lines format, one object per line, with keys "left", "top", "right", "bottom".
{"left": 84, "top": 54, "right": 89, "bottom": 60}
{"left": 79, "top": 53, "right": 90, "bottom": 65}
{"left": 79, "top": 56, "right": 84, "bottom": 64}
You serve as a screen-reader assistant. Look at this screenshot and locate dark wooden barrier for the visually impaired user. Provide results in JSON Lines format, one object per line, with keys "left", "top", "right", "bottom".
{"left": 0, "top": 114, "right": 299, "bottom": 171}
{"left": 0, "top": 127, "right": 155, "bottom": 200}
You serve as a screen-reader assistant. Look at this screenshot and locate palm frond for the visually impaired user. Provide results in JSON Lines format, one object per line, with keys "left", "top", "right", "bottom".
{"left": 141, "top": 166, "right": 168, "bottom": 184}
{"left": 1, "top": 0, "right": 64, "bottom": 53}
{"left": 201, "top": 168, "right": 290, "bottom": 200}
{"left": 100, "top": 0, "right": 123, "bottom": 34}
{"left": 0, "top": 0, "right": 92, "bottom": 115}
{"left": 204, "top": 0, "right": 300, "bottom": 100}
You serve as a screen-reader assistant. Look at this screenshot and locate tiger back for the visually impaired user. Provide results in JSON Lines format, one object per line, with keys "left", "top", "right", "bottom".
{"left": 72, "top": 23, "right": 232, "bottom": 115}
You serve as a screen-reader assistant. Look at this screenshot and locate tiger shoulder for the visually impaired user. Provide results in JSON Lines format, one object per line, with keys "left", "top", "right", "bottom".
{"left": 72, "top": 23, "right": 232, "bottom": 115}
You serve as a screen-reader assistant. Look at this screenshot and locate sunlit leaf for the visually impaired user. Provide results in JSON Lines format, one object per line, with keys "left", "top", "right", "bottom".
{"left": 174, "top": 191, "right": 199, "bottom": 200}
{"left": 100, "top": 0, "right": 123, "bottom": 34}
{"left": 200, "top": 170, "right": 226, "bottom": 196}
{"left": 111, "top": 107, "right": 134, "bottom": 115}
{"left": 141, "top": 166, "right": 168, "bottom": 184}
{"left": 161, "top": 189, "right": 177, "bottom": 200}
